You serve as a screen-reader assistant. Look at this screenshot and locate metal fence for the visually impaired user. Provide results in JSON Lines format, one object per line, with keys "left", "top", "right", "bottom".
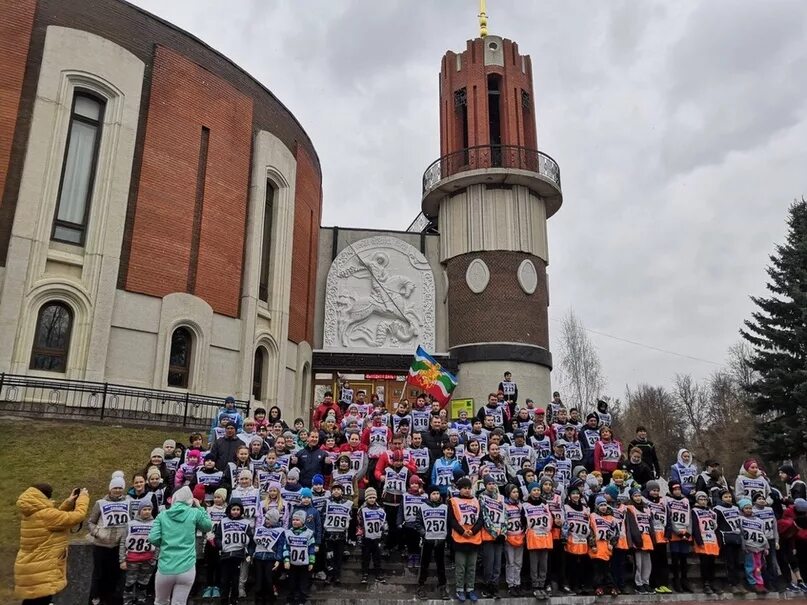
{"left": 422, "top": 144, "right": 562, "bottom": 194}
{"left": 0, "top": 372, "right": 250, "bottom": 429}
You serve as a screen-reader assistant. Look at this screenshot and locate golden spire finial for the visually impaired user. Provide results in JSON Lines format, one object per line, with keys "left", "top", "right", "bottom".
{"left": 479, "top": 0, "right": 488, "bottom": 38}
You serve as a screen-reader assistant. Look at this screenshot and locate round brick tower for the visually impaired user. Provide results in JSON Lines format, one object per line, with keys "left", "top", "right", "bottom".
{"left": 421, "top": 34, "right": 563, "bottom": 404}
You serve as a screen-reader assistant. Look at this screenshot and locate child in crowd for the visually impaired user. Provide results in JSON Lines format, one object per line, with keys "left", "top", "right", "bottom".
{"left": 448, "top": 477, "right": 483, "bottom": 602}
{"left": 174, "top": 449, "right": 201, "bottom": 488}
{"left": 479, "top": 475, "right": 506, "bottom": 598}
{"left": 643, "top": 480, "right": 671, "bottom": 593}
{"left": 322, "top": 483, "right": 352, "bottom": 584}
{"left": 524, "top": 481, "right": 553, "bottom": 598}
{"left": 692, "top": 491, "right": 720, "bottom": 594}
{"left": 400, "top": 476, "right": 426, "bottom": 567}
{"left": 201, "top": 488, "right": 228, "bottom": 599}
{"left": 562, "top": 485, "right": 590, "bottom": 595}
{"left": 665, "top": 480, "right": 692, "bottom": 592}
{"left": 283, "top": 510, "right": 316, "bottom": 605}
{"left": 253, "top": 508, "right": 285, "bottom": 605}
{"left": 416, "top": 484, "right": 450, "bottom": 599}
{"left": 589, "top": 495, "right": 619, "bottom": 596}
{"left": 357, "top": 487, "right": 387, "bottom": 583}
{"left": 626, "top": 487, "right": 655, "bottom": 593}
{"left": 89, "top": 471, "right": 130, "bottom": 605}
{"left": 215, "top": 498, "right": 253, "bottom": 605}
{"left": 714, "top": 489, "right": 745, "bottom": 593}
{"left": 739, "top": 498, "right": 769, "bottom": 593}
{"left": 191, "top": 452, "right": 227, "bottom": 505}
{"left": 502, "top": 484, "right": 525, "bottom": 597}
{"left": 119, "top": 499, "right": 157, "bottom": 605}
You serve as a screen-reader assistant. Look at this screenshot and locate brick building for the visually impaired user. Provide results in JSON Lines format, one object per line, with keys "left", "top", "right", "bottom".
{"left": 0, "top": 1, "right": 563, "bottom": 418}
{"left": 0, "top": 0, "right": 321, "bottom": 421}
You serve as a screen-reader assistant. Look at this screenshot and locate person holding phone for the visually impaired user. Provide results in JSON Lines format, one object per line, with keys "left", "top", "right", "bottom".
{"left": 14, "top": 483, "right": 89, "bottom": 604}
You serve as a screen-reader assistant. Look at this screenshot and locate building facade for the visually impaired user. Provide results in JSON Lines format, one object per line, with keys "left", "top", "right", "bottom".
{"left": 0, "top": 0, "right": 322, "bottom": 422}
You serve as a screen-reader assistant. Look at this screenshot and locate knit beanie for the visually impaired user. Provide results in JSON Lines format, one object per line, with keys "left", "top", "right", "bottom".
{"left": 287, "top": 468, "right": 300, "bottom": 481}
{"left": 604, "top": 484, "right": 619, "bottom": 500}
{"left": 365, "top": 487, "right": 378, "bottom": 499}
{"left": 595, "top": 495, "right": 607, "bottom": 507}
{"left": 173, "top": 486, "right": 194, "bottom": 505}
{"left": 300, "top": 487, "right": 313, "bottom": 499}
{"left": 150, "top": 448, "right": 164, "bottom": 459}
{"left": 146, "top": 466, "right": 162, "bottom": 480}
{"left": 312, "top": 474, "right": 325, "bottom": 486}
{"left": 238, "top": 469, "right": 253, "bottom": 480}
{"left": 214, "top": 488, "right": 228, "bottom": 502}
{"left": 586, "top": 476, "right": 599, "bottom": 489}
{"left": 192, "top": 484, "right": 206, "bottom": 502}
{"left": 795, "top": 498, "right": 807, "bottom": 513}
{"left": 292, "top": 509, "right": 307, "bottom": 523}
{"left": 163, "top": 439, "right": 176, "bottom": 448}
{"left": 109, "top": 471, "right": 125, "bottom": 491}
{"left": 629, "top": 487, "right": 641, "bottom": 497}
{"left": 187, "top": 449, "right": 201, "bottom": 460}
{"left": 743, "top": 459, "right": 756, "bottom": 471}
{"left": 645, "top": 480, "right": 660, "bottom": 492}
{"left": 572, "top": 465, "right": 587, "bottom": 478}
{"left": 738, "top": 498, "right": 752, "bottom": 510}
{"left": 265, "top": 507, "right": 281, "bottom": 526}
{"left": 695, "top": 491, "right": 708, "bottom": 502}
{"left": 780, "top": 464, "right": 797, "bottom": 478}
{"left": 138, "top": 498, "right": 154, "bottom": 511}
{"left": 527, "top": 481, "right": 540, "bottom": 492}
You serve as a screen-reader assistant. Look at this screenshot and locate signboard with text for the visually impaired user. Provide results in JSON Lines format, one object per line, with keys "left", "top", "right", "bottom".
{"left": 450, "top": 398, "right": 474, "bottom": 420}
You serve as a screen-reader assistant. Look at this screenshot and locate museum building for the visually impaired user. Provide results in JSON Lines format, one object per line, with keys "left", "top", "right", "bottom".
{"left": 0, "top": 0, "right": 562, "bottom": 418}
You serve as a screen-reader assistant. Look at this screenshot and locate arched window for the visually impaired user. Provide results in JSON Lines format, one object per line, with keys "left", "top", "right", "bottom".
{"left": 29, "top": 302, "right": 73, "bottom": 372}
{"left": 52, "top": 92, "right": 106, "bottom": 245}
{"left": 167, "top": 327, "right": 193, "bottom": 388}
{"left": 253, "top": 347, "right": 267, "bottom": 401}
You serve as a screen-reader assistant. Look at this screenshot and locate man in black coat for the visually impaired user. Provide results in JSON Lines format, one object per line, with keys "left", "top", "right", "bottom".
{"left": 421, "top": 414, "right": 448, "bottom": 476}
{"left": 209, "top": 422, "right": 242, "bottom": 471}
{"left": 293, "top": 430, "right": 332, "bottom": 487}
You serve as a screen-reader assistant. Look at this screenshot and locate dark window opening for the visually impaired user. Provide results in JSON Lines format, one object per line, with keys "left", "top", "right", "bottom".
{"left": 454, "top": 87, "right": 469, "bottom": 165}
{"left": 29, "top": 302, "right": 73, "bottom": 372}
{"left": 253, "top": 347, "right": 266, "bottom": 400}
{"left": 52, "top": 92, "right": 106, "bottom": 245}
{"left": 487, "top": 75, "right": 502, "bottom": 166}
{"left": 168, "top": 327, "right": 193, "bottom": 388}
{"left": 259, "top": 182, "right": 275, "bottom": 302}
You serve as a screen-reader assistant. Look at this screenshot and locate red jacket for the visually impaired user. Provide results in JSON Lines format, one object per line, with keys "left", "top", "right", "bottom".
{"left": 373, "top": 453, "right": 418, "bottom": 483}
{"left": 593, "top": 439, "right": 623, "bottom": 473}
{"left": 360, "top": 424, "right": 393, "bottom": 458}
{"left": 311, "top": 402, "right": 342, "bottom": 429}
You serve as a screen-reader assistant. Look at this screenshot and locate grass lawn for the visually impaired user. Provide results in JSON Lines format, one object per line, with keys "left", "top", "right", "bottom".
{"left": 0, "top": 417, "right": 190, "bottom": 602}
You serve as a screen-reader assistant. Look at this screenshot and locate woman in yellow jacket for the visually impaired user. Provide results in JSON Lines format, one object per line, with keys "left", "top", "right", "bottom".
{"left": 14, "top": 483, "right": 89, "bottom": 604}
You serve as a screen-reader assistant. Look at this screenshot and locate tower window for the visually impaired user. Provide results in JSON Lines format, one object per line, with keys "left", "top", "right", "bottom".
{"left": 487, "top": 75, "right": 502, "bottom": 165}
{"left": 259, "top": 181, "right": 275, "bottom": 302}
{"left": 52, "top": 92, "right": 105, "bottom": 245}
{"left": 29, "top": 302, "right": 73, "bottom": 372}
{"left": 455, "top": 87, "right": 469, "bottom": 162}
{"left": 167, "top": 327, "right": 193, "bottom": 388}
{"left": 253, "top": 346, "right": 267, "bottom": 400}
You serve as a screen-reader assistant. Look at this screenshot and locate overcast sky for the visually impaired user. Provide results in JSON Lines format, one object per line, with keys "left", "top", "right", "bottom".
{"left": 130, "top": 0, "right": 807, "bottom": 398}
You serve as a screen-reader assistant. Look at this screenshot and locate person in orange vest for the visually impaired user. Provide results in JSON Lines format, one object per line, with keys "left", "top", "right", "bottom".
{"left": 540, "top": 476, "right": 566, "bottom": 594}
{"left": 604, "top": 484, "right": 630, "bottom": 593}
{"left": 643, "top": 480, "right": 672, "bottom": 593}
{"left": 626, "top": 487, "right": 656, "bottom": 594}
{"left": 665, "top": 480, "right": 693, "bottom": 593}
{"left": 448, "top": 477, "right": 484, "bottom": 602}
{"left": 589, "top": 495, "right": 620, "bottom": 596}
{"left": 524, "top": 481, "right": 554, "bottom": 599}
{"left": 691, "top": 491, "right": 720, "bottom": 594}
{"left": 561, "top": 485, "right": 590, "bottom": 595}
{"left": 503, "top": 484, "right": 526, "bottom": 597}
{"left": 479, "top": 475, "right": 507, "bottom": 598}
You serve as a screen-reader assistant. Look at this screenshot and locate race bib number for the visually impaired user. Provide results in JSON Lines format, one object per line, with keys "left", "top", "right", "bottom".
{"left": 286, "top": 533, "right": 310, "bottom": 565}
{"left": 254, "top": 526, "right": 283, "bottom": 553}
{"left": 221, "top": 520, "right": 249, "bottom": 553}
{"left": 403, "top": 494, "right": 426, "bottom": 523}
{"left": 324, "top": 502, "right": 352, "bottom": 532}
{"left": 125, "top": 521, "right": 153, "bottom": 553}
{"left": 362, "top": 508, "right": 386, "bottom": 540}
{"left": 423, "top": 505, "right": 448, "bottom": 540}
{"left": 100, "top": 501, "right": 130, "bottom": 528}
{"left": 411, "top": 410, "right": 430, "bottom": 432}
{"left": 456, "top": 501, "right": 479, "bottom": 527}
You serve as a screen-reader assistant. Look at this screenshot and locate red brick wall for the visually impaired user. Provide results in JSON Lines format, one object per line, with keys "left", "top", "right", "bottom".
{"left": 0, "top": 0, "right": 36, "bottom": 206}
{"left": 446, "top": 251, "right": 548, "bottom": 348}
{"left": 439, "top": 37, "right": 536, "bottom": 158}
{"left": 288, "top": 144, "right": 322, "bottom": 343}
{"left": 124, "top": 46, "right": 253, "bottom": 317}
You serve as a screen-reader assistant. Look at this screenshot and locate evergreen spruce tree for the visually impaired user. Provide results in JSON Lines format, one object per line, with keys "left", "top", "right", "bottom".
{"left": 741, "top": 199, "right": 807, "bottom": 461}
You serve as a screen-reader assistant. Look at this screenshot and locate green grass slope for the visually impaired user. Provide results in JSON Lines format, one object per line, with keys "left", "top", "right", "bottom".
{"left": 0, "top": 417, "right": 189, "bottom": 602}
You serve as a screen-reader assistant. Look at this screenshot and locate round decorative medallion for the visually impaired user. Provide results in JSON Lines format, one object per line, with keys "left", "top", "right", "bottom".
{"left": 466, "top": 258, "right": 490, "bottom": 294}
{"left": 517, "top": 259, "right": 538, "bottom": 294}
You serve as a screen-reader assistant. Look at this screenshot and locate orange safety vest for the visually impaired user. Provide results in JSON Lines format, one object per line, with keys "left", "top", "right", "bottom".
{"left": 645, "top": 497, "right": 668, "bottom": 544}
{"left": 546, "top": 495, "right": 564, "bottom": 540}
{"left": 564, "top": 505, "right": 590, "bottom": 555}
{"left": 692, "top": 508, "right": 720, "bottom": 556}
{"left": 451, "top": 497, "right": 482, "bottom": 545}
{"left": 505, "top": 501, "right": 525, "bottom": 547}
{"left": 628, "top": 506, "right": 654, "bottom": 551}
{"left": 611, "top": 504, "right": 629, "bottom": 550}
{"left": 589, "top": 513, "right": 616, "bottom": 561}
{"left": 523, "top": 501, "right": 553, "bottom": 550}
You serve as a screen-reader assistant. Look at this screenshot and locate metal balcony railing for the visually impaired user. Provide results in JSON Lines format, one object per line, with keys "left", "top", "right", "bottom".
{"left": 422, "top": 144, "right": 561, "bottom": 195}
{"left": 0, "top": 372, "right": 250, "bottom": 429}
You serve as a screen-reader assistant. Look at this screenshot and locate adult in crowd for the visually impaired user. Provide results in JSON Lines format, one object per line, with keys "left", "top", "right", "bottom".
{"left": 148, "top": 486, "right": 213, "bottom": 605}
{"left": 312, "top": 390, "right": 342, "bottom": 429}
{"left": 14, "top": 484, "right": 89, "bottom": 605}
{"left": 210, "top": 422, "right": 243, "bottom": 471}
{"left": 422, "top": 413, "right": 448, "bottom": 475}
{"left": 293, "top": 430, "right": 333, "bottom": 487}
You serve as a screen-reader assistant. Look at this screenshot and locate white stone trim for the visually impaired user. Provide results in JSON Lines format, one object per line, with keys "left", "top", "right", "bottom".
{"left": 238, "top": 131, "right": 297, "bottom": 402}
{"left": 517, "top": 259, "right": 538, "bottom": 294}
{"left": 0, "top": 26, "right": 144, "bottom": 378}
{"left": 465, "top": 258, "right": 490, "bottom": 294}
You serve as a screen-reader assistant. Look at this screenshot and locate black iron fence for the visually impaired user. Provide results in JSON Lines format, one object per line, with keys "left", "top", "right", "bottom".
{"left": 0, "top": 372, "right": 249, "bottom": 429}
{"left": 422, "top": 144, "right": 561, "bottom": 194}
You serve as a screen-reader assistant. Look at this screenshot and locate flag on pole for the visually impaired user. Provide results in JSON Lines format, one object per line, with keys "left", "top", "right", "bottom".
{"left": 406, "top": 345, "right": 457, "bottom": 404}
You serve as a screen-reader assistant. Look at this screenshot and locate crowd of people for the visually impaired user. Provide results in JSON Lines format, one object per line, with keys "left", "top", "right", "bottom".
{"left": 15, "top": 377, "right": 807, "bottom": 605}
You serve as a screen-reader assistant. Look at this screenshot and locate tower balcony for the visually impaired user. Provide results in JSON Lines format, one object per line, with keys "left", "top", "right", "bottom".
{"left": 421, "top": 144, "right": 563, "bottom": 218}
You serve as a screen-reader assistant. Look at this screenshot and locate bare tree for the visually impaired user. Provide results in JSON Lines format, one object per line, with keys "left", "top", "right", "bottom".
{"left": 557, "top": 309, "right": 606, "bottom": 411}
{"left": 726, "top": 341, "right": 757, "bottom": 393}
{"left": 621, "top": 384, "right": 688, "bottom": 470}
{"left": 673, "top": 374, "right": 709, "bottom": 458}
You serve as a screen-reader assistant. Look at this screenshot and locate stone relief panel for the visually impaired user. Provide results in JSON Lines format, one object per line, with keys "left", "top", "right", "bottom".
{"left": 323, "top": 236, "right": 435, "bottom": 352}
{"left": 465, "top": 258, "right": 490, "bottom": 294}
{"left": 517, "top": 259, "right": 538, "bottom": 294}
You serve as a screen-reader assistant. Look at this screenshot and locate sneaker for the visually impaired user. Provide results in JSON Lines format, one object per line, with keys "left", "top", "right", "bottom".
{"left": 561, "top": 585, "right": 573, "bottom": 594}
{"left": 755, "top": 585, "right": 768, "bottom": 594}
{"left": 200, "top": 586, "right": 211, "bottom": 598}
{"left": 799, "top": 582, "right": 807, "bottom": 592}
{"left": 467, "top": 590, "right": 479, "bottom": 602}
{"left": 533, "top": 589, "right": 547, "bottom": 600}
{"left": 440, "top": 585, "right": 451, "bottom": 600}
{"left": 417, "top": 586, "right": 428, "bottom": 598}
{"left": 610, "top": 587, "right": 620, "bottom": 597}
{"left": 595, "top": 587, "right": 605, "bottom": 597}
{"left": 455, "top": 591, "right": 467, "bottom": 602}
{"left": 377, "top": 575, "right": 387, "bottom": 584}
{"left": 660, "top": 585, "right": 673, "bottom": 593}
{"left": 480, "top": 587, "right": 494, "bottom": 598}
{"left": 314, "top": 571, "right": 327, "bottom": 581}
{"left": 361, "top": 574, "right": 368, "bottom": 584}
{"left": 211, "top": 586, "right": 221, "bottom": 598}
{"left": 703, "top": 584, "right": 714, "bottom": 594}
